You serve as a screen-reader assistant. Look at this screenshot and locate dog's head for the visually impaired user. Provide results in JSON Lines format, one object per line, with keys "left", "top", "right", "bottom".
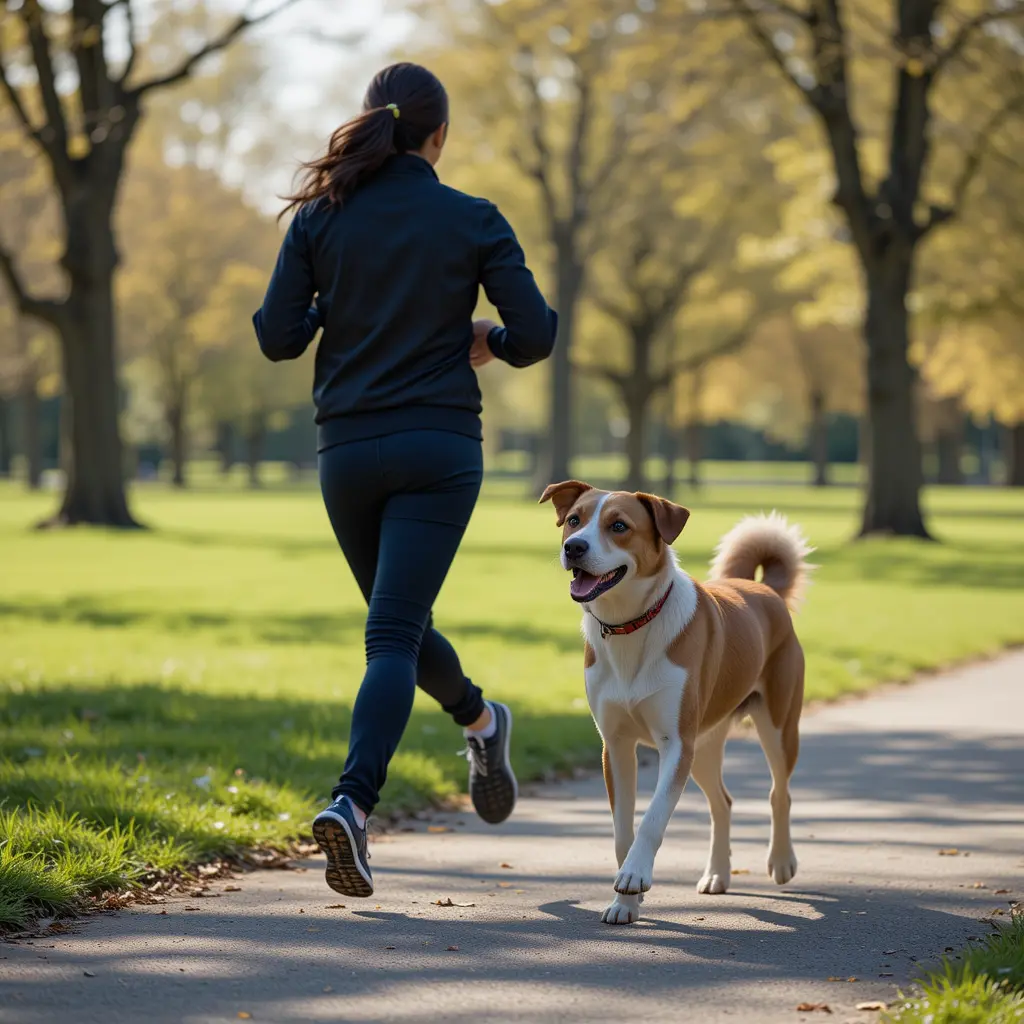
{"left": 539, "top": 480, "right": 690, "bottom": 604}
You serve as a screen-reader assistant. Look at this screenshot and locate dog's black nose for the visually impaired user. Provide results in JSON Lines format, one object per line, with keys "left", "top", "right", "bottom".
{"left": 564, "top": 538, "right": 589, "bottom": 560}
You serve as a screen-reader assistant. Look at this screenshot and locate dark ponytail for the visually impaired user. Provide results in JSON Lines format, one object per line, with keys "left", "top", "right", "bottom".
{"left": 280, "top": 62, "right": 449, "bottom": 217}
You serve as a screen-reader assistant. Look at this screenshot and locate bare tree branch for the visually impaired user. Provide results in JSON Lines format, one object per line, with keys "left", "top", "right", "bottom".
{"left": 0, "top": 41, "right": 41, "bottom": 143}
{"left": 120, "top": 0, "right": 140, "bottom": 86}
{"left": 658, "top": 318, "right": 758, "bottom": 383}
{"left": 131, "top": 0, "right": 301, "bottom": 95}
{"left": 729, "top": 0, "right": 812, "bottom": 99}
{"left": 934, "top": 3, "right": 1024, "bottom": 75}
{"left": 510, "top": 46, "right": 560, "bottom": 233}
{"left": 0, "top": 243, "right": 66, "bottom": 327}
{"left": 571, "top": 360, "right": 627, "bottom": 389}
{"left": 920, "top": 89, "right": 1024, "bottom": 235}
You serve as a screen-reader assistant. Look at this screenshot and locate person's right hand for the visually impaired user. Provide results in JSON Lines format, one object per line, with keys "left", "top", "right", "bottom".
{"left": 470, "top": 318, "right": 499, "bottom": 368}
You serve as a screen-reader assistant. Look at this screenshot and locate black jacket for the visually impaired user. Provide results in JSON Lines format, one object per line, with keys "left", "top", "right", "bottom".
{"left": 253, "top": 153, "right": 557, "bottom": 449}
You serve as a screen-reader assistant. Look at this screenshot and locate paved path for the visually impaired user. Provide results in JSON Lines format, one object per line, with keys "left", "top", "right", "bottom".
{"left": 4, "top": 652, "right": 1023, "bottom": 1024}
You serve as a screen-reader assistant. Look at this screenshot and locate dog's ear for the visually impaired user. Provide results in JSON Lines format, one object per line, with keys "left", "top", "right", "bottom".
{"left": 539, "top": 480, "right": 593, "bottom": 527}
{"left": 635, "top": 493, "right": 690, "bottom": 545}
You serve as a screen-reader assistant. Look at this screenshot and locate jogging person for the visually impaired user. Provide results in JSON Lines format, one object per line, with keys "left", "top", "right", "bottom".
{"left": 253, "top": 62, "right": 557, "bottom": 898}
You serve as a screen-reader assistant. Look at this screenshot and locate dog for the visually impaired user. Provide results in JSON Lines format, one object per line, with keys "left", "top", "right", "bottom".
{"left": 540, "top": 481, "right": 813, "bottom": 925}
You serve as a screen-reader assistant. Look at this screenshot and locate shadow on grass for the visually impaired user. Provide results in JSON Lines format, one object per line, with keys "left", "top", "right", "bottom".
{"left": 0, "top": 598, "right": 580, "bottom": 653}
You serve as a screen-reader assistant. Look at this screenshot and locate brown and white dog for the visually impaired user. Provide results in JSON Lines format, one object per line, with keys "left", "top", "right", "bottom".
{"left": 540, "top": 481, "right": 813, "bottom": 925}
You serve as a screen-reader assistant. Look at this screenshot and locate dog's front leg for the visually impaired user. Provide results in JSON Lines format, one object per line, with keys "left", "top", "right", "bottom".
{"left": 600, "top": 734, "right": 641, "bottom": 925}
{"left": 614, "top": 736, "right": 694, "bottom": 897}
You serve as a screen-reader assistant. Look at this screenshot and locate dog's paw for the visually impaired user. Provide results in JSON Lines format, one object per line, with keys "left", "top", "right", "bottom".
{"left": 614, "top": 860, "right": 653, "bottom": 895}
{"left": 768, "top": 846, "right": 798, "bottom": 885}
{"left": 697, "top": 870, "right": 730, "bottom": 895}
{"left": 601, "top": 895, "right": 641, "bottom": 925}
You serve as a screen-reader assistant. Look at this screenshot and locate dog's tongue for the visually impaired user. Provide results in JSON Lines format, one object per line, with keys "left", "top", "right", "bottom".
{"left": 570, "top": 570, "right": 603, "bottom": 601}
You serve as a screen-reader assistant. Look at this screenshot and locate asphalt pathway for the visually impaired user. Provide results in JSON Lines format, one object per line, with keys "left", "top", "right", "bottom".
{"left": 3, "top": 651, "right": 1023, "bottom": 1023}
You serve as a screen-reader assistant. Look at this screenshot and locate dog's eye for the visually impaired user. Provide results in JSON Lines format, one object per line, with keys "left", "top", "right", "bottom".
{"left": 567, "top": 514, "right": 580, "bottom": 528}
{"left": 611, "top": 521, "right": 628, "bottom": 533}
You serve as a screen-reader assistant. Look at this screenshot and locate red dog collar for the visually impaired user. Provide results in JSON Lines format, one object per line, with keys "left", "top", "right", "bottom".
{"left": 588, "top": 583, "right": 674, "bottom": 639}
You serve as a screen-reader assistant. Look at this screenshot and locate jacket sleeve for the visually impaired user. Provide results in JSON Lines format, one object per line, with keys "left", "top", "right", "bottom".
{"left": 253, "top": 210, "right": 322, "bottom": 362}
{"left": 478, "top": 202, "right": 557, "bottom": 368}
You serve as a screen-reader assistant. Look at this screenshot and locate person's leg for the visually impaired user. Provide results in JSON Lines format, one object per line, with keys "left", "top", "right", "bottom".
{"left": 320, "top": 444, "right": 485, "bottom": 731}
{"left": 333, "top": 431, "right": 485, "bottom": 816}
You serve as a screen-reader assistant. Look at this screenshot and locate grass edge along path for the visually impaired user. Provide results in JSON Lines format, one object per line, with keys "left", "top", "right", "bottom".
{"left": 2, "top": 482, "right": 1024, "bottom": 931}
{"left": 884, "top": 910, "right": 1024, "bottom": 1023}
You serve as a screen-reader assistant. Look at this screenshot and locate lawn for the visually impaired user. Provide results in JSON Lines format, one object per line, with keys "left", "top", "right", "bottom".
{"left": 1, "top": 475, "right": 1023, "bottom": 928}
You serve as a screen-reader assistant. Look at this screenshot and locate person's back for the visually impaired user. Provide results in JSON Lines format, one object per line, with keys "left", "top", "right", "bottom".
{"left": 253, "top": 61, "right": 556, "bottom": 901}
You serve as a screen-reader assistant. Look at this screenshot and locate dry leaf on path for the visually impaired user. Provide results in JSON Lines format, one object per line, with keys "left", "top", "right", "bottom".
{"left": 433, "top": 898, "right": 476, "bottom": 908}
{"left": 995, "top": 889, "right": 1011, "bottom": 894}
{"left": 497, "top": 882, "right": 512, "bottom": 888}
{"left": 938, "top": 848, "right": 960, "bottom": 856}
{"left": 326, "top": 904, "right": 346, "bottom": 909}
{"left": 224, "top": 886, "right": 242, "bottom": 892}
{"left": 237, "top": 1014, "right": 252, "bottom": 1020}
{"left": 796, "top": 1002, "right": 831, "bottom": 1013}
{"left": 731, "top": 869, "right": 750, "bottom": 875}
{"left": 856, "top": 1002, "right": 887, "bottom": 1011}
{"left": 427, "top": 826, "right": 451, "bottom": 833}
{"left": 500, "top": 863, "right": 513, "bottom": 869}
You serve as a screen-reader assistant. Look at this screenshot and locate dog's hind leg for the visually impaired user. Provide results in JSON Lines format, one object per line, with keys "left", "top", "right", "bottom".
{"left": 601, "top": 735, "right": 642, "bottom": 924}
{"left": 749, "top": 638, "right": 804, "bottom": 885}
{"left": 691, "top": 720, "right": 733, "bottom": 895}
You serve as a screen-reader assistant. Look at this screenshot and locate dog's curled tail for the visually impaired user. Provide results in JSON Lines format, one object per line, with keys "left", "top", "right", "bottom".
{"left": 708, "top": 512, "right": 815, "bottom": 611}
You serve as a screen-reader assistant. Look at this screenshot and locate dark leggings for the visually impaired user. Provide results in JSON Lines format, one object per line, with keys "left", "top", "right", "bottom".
{"left": 319, "top": 430, "right": 486, "bottom": 813}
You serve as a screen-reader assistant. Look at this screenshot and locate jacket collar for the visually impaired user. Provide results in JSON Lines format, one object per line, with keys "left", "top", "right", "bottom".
{"left": 382, "top": 153, "right": 438, "bottom": 181}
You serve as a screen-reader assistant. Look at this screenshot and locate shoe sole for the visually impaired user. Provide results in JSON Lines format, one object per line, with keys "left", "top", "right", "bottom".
{"left": 312, "top": 811, "right": 373, "bottom": 898}
{"left": 471, "top": 703, "right": 518, "bottom": 825}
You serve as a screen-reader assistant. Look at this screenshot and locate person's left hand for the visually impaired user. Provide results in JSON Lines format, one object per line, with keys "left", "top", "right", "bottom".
{"left": 470, "top": 318, "right": 499, "bottom": 368}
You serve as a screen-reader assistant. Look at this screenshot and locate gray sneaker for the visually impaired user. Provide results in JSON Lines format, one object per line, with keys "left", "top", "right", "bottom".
{"left": 312, "top": 796, "right": 373, "bottom": 898}
{"left": 463, "top": 701, "right": 518, "bottom": 824}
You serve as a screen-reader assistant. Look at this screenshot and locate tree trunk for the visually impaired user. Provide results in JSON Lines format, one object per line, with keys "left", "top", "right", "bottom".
{"left": 22, "top": 368, "right": 42, "bottom": 490}
{"left": 809, "top": 389, "right": 829, "bottom": 487}
{"left": 0, "top": 397, "right": 11, "bottom": 477}
{"left": 167, "top": 401, "right": 187, "bottom": 489}
{"left": 1007, "top": 423, "right": 1024, "bottom": 487}
{"left": 859, "top": 261, "right": 929, "bottom": 538}
{"left": 216, "top": 421, "right": 235, "bottom": 476}
{"left": 662, "top": 422, "right": 679, "bottom": 498}
{"left": 246, "top": 413, "right": 265, "bottom": 489}
{"left": 533, "top": 254, "right": 583, "bottom": 493}
{"left": 685, "top": 418, "right": 702, "bottom": 488}
{"left": 49, "top": 275, "right": 139, "bottom": 527}
{"left": 934, "top": 425, "right": 964, "bottom": 486}
{"left": 623, "top": 388, "right": 649, "bottom": 493}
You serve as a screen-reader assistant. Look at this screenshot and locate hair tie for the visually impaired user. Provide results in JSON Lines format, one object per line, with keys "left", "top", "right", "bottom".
{"left": 385, "top": 103, "right": 400, "bottom": 120}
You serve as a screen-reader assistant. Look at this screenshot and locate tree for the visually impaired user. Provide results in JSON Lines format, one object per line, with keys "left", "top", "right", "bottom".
{"left": 0, "top": 0, "right": 298, "bottom": 526}
{"left": 712, "top": 0, "right": 1024, "bottom": 536}
{"left": 416, "top": 0, "right": 709, "bottom": 490}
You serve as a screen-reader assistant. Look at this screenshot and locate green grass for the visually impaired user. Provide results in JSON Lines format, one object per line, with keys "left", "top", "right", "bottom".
{"left": 886, "top": 916, "right": 1024, "bottom": 1023}
{"left": 2, "top": 477, "right": 1023, "bottom": 928}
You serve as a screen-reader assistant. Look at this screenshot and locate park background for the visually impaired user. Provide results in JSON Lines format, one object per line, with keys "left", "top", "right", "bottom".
{"left": 1, "top": 2, "right": 1023, "bottom": 1009}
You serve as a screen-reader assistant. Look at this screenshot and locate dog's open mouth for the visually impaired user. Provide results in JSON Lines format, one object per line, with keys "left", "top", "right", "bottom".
{"left": 570, "top": 566, "right": 627, "bottom": 603}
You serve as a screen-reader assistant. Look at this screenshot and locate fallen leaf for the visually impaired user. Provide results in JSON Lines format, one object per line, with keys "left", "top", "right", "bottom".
{"left": 500, "top": 863, "right": 513, "bottom": 869}
{"left": 497, "top": 882, "right": 512, "bottom": 888}
{"left": 971, "top": 882, "right": 987, "bottom": 889}
{"left": 326, "top": 904, "right": 346, "bottom": 910}
{"left": 224, "top": 886, "right": 242, "bottom": 893}
{"left": 827, "top": 977, "right": 844, "bottom": 982}
{"left": 731, "top": 868, "right": 750, "bottom": 875}
{"left": 995, "top": 889, "right": 1011, "bottom": 895}
{"left": 856, "top": 1002, "right": 887, "bottom": 1012}
{"left": 237, "top": 1015, "right": 252, "bottom": 1021}
{"left": 433, "top": 898, "right": 475, "bottom": 908}
{"left": 384, "top": 945, "right": 396, "bottom": 950}
{"left": 83, "top": 970, "right": 96, "bottom": 978}
{"left": 694, "top": 916, "right": 705, "bottom": 921}
{"left": 938, "top": 848, "right": 960, "bottom": 856}
{"left": 299, "top": 908, "right": 305, "bottom": 914}
{"left": 427, "top": 826, "right": 451, "bottom": 833}
{"left": 848, "top": 977, "right": 858, "bottom": 982}
{"left": 796, "top": 1002, "right": 831, "bottom": 1013}
{"left": 184, "top": 907, "right": 199, "bottom": 911}
{"left": 446, "top": 945, "right": 460, "bottom": 951}
{"left": 375, "top": 905, "right": 382, "bottom": 910}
